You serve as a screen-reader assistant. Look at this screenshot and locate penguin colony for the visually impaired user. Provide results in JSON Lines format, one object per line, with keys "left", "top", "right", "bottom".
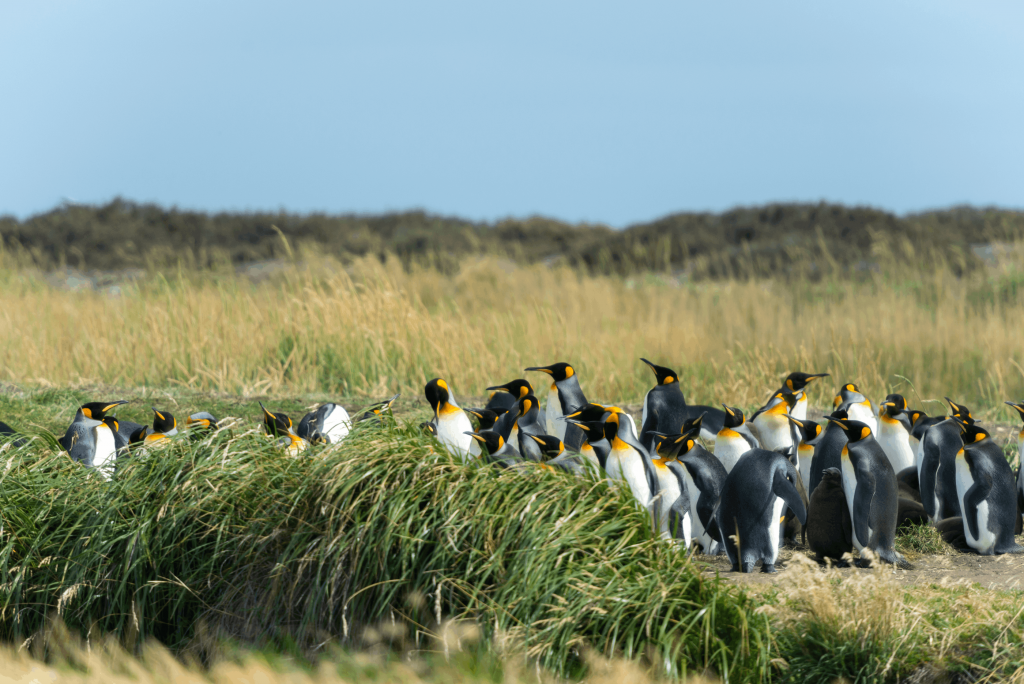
{"left": 3, "top": 362, "right": 1023, "bottom": 573}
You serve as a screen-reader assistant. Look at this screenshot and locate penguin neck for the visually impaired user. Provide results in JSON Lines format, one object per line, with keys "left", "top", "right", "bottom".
{"left": 555, "top": 376, "right": 587, "bottom": 414}
{"left": 437, "top": 400, "right": 461, "bottom": 418}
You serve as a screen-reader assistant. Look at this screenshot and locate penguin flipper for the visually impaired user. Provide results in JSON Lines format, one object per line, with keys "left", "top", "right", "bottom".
{"left": 962, "top": 474, "right": 992, "bottom": 543}
{"left": 852, "top": 473, "right": 876, "bottom": 549}
{"left": 772, "top": 467, "right": 807, "bottom": 525}
{"left": 1016, "top": 487, "right": 1023, "bottom": 536}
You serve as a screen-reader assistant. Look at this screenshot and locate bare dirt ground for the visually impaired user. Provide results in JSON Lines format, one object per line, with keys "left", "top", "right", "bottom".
{"left": 696, "top": 539, "right": 1024, "bottom": 590}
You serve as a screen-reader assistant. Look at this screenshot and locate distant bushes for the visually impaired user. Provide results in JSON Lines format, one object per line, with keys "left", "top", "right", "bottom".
{"left": 2, "top": 199, "right": 1022, "bottom": 278}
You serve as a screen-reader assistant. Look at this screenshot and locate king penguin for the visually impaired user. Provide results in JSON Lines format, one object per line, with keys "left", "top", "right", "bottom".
{"left": 260, "top": 403, "right": 309, "bottom": 456}
{"left": 649, "top": 441, "right": 693, "bottom": 544}
{"left": 714, "top": 405, "right": 759, "bottom": 473}
{"left": 674, "top": 433, "right": 728, "bottom": 555}
{"left": 806, "top": 467, "right": 853, "bottom": 566}
{"left": 750, "top": 389, "right": 799, "bottom": 453}
{"left": 829, "top": 417, "right": 909, "bottom": 568}
{"left": 952, "top": 421, "right": 1024, "bottom": 555}
{"left": 876, "top": 394, "right": 916, "bottom": 475}
{"left": 786, "top": 415, "right": 824, "bottom": 493}
{"left": 777, "top": 372, "right": 830, "bottom": 421}
{"left": 919, "top": 404, "right": 967, "bottom": 521}
{"left": 834, "top": 383, "right": 877, "bottom": 434}
{"left": 486, "top": 379, "right": 534, "bottom": 441}
{"left": 425, "top": 378, "right": 476, "bottom": 462}
{"left": 564, "top": 418, "right": 611, "bottom": 473}
{"left": 603, "top": 411, "right": 661, "bottom": 528}
{"left": 297, "top": 403, "right": 352, "bottom": 444}
{"left": 908, "top": 409, "right": 944, "bottom": 469}
{"left": 637, "top": 358, "right": 726, "bottom": 449}
{"left": 59, "top": 409, "right": 118, "bottom": 479}
{"left": 807, "top": 408, "right": 849, "bottom": 497}
{"left": 466, "top": 430, "right": 527, "bottom": 470}
{"left": 185, "top": 412, "right": 219, "bottom": 430}
{"left": 80, "top": 400, "right": 144, "bottom": 444}
{"left": 357, "top": 394, "right": 400, "bottom": 424}
{"left": 714, "top": 448, "right": 806, "bottom": 573}
{"left": 524, "top": 363, "right": 590, "bottom": 451}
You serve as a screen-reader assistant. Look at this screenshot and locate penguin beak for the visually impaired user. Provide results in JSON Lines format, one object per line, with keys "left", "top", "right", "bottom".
{"left": 785, "top": 415, "right": 804, "bottom": 427}
{"left": 103, "top": 401, "right": 129, "bottom": 413}
{"left": 524, "top": 366, "right": 554, "bottom": 375}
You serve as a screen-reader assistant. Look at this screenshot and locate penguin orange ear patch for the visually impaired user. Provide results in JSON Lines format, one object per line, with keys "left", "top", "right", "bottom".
{"left": 564, "top": 366, "right": 575, "bottom": 379}
{"left": 664, "top": 376, "right": 675, "bottom": 384}
{"left": 814, "top": 425, "right": 822, "bottom": 436}
{"left": 786, "top": 379, "right": 793, "bottom": 389}
{"left": 686, "top": 439, "right": 694, "bottom": 451}
{"left": 860, "top": 426, "right": 870, "bottom": 440}
{"left": 974, "top": 433, "right": 986, "bottom": 442}
{"left": 846, "top": 384, "right": 855, "bottom": 391}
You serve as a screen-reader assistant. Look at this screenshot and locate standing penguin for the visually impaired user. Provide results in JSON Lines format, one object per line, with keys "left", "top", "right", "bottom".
{"left": 603, "top": 411, "right": 660, "bottom": 527}
{"left": 425, "top": 378, "right": 476, "bottom": 462}
{"left": 650, "top": 449, "right": 693, "bottom": 545}
{"left": 714, "top": 448, "right": 806, "bottom": 573}
{"left": 919, "top": 413, "right": 965, "bottom": 521}
{"left": 637, "top": 358, "right": 726, "bottom": 448}
{"left": 750, "top": 389, "right": 799, "bottom": 453}
{"left": 564, "top": 418, "right": 612, "bottom": 473}
{"left": 876, "top": 394, "right": 916, "bottom": 475}
{"left": 953, "top": 422, "right": 1024, "bottom": 555}
{"left": 834, "top": 383, "right": 877, "bottom": 434}
{"left": 714, "top": 405, "right": 759, "bottom": 473}
{"left": 778, "top": 372, "right": 830, "bottom": 421}
{"left": 786, "top": 415, "right": 824, "bottom": 492}
{"left": 829, "top": 418, "right": 909, "bottom": 568}
{"left": 806, "top": 467, "right": 854, "bottom": 566}
{"left": 675, "top": 435, "right": 728, "bottom": 555}
{"left": 524, "top": 363, "right": 589, "bottom": 450}
{"left": 1005, "top": 401, "right": 1024, "bottom": 525}
{"left": 908, "top": 409, "right": 944, "bottom": 468}
{"left": 807, "top": 408, "right": 849, "bottom": 497}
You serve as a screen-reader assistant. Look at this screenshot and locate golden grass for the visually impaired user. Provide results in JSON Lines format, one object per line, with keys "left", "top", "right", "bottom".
{"left": 3, "top": 246, "right": 1024, "bottom": 414}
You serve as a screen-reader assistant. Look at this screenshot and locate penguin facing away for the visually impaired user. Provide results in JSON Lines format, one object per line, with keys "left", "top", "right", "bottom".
{"left": 675, "top": 435, "right": 728, "bottom": 555}
{"left": 297, "top": 403, "right": 351, "bottom": 444}
{"left": 908, "top": 409, "right": 944, "bottom": 468}
{"left": 834, "top": 383, "right": 877, "bottom": 434}
{"left": 953, "top": 421, "right": 1024, "bottom": 555}
{"left": 637, "top": 358, "right": 726, "bottom": 448}
{"left": 829, "top": 417, "right": 910, "bottom": 568}
{"left": 876, "top": 394, "right": 916, "bottom": 474}
{"left": 807, "top": 408, "right": 849, "bottom": 497}
{"left": 919, "top": 415, "right": 964, "bottom": 521}
{"left": 524, "top": 363, "right": 590, "bottom": 451}
{"left": 714, "top": 448, "right": 807, "bottom": 573}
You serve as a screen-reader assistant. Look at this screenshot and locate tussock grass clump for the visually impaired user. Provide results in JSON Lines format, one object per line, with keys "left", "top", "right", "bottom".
{"left": 0, "top": 420, "right": 769, "bottom": 681}
{"left": 896, "top": 522, "right": 954, "bottom": 557}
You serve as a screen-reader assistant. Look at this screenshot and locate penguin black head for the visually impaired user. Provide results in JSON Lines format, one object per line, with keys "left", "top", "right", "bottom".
{"left": 420, "top": 421, "right": 438, "bottom": 436}
{"left": 128, "top": 426, "right": 148, "bottom": 446}
{"left": 880, "top": 394, "right": 908, "bottom": 416}
{"left": 1004, "top": 401, "right": 1024, "bottom": 424}
{"left": 466, "top": 430, "right": 503, "bottom": 455}
{"left": 649, "top": 431, "right": 695, "bottom": 459}
{"left": 820, "top": 467, "right": 843, "bottom": 486}
{"left": 425, "top": 378, "right": 456, "bottom": 413}
{"left": 954, "top": 418, "right": 989, "bottom": 444}
{"left": 564, "top": 418, "right": 606, "bottom": 443}
{"left": 151, "top": 407, "right": 176, "bottom": 433}
{"left": 682, "top": 412, "right": 706, "bottom": 435}
{"left": 783, "top": 372, "right": 830, "bottom": 392}
{"left": 359, "top": 393, "right": 400, "bottom": 422}
{"left": 259, "top": 402, "right": 293, "bottom": 437}
{"left": 527, "top": 434, "right": 564, "bottom": 460}
{"left": 80, "top": 400, "right": 129, "bottom": 420}
{"left": 833, "top": 383, "right": 866, "bottom": 409}
{"left": 639, "top": 358, "right": 678, "bottom": 386}
{"left": 102, "top": 416, "right": 119, "bottom": 434}
{"left": 944, "top": 397, "right": 975, "bottom": 425}
{"left": 524, "top": 363, "right": 575, "bottom": 382}
{"left": 908, "top": 409, "right": 928, "bottom": 427}
{"left": 786, "top": 415, "right": 823, "bottom": 444}
{"left": 186, "top": 412, "right": 218, "bottom": 430}
{"left": 465, "top": 407, "right": 499, "bottom": 431}
{"left": 829, "top": 407, "right": 849, "bottom": 421}
{"left": 721, "top": 404, "right": 745, "bottom": 429}
{"left": 517, "top": 394, "right": 540, "bottom": 418}
{"left": 563, "top": 403, "right": 607, "bottom": 423}
{"left": 485, "top": 379, "right": 533, "bottom": 400}
{"left": 827, "top": 417, "right": 873, "bottom": 443}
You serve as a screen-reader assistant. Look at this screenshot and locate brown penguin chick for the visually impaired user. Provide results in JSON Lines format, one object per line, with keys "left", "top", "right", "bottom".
{"left": 935, "top": 516, "right": 970, "bottom": 551}
{"left": 807, "top": 467, "right": 853, "bottom": 566}
{"left": 895, "top": 466, "right": 922, "bottom": 504}
{"left": 896, "top": 497, "right": 929, "bottom": 530}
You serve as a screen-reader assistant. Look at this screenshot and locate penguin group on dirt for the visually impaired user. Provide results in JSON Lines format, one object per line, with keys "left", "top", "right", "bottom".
{"left": 424, "top": 360, "right": 1024, "bottom": 573}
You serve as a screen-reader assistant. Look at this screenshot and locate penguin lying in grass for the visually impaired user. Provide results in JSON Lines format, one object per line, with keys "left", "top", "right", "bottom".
{"left": 0, "top": 421, "right": 27, "bottom": 447}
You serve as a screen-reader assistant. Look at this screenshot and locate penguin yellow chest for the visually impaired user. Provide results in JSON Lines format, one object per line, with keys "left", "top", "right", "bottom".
{"left": 753, "top": 408, "right": 792, "bottom": 452}
{"left": 714, "top": 429, "right": 748, "bottom": 473}
{"left": 876, "top": 415, "right": 915, "bottom": 473}
{"left": 608, "top": 441, "right": 651, "bottom": 509}
{"left": 797, "top": 444, "right": 814, "bottom": 490}
{"left": 435, "top": 409, "right": 474, "bottom": 461}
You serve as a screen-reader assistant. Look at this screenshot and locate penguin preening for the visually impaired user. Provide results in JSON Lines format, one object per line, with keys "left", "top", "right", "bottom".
{"left": 952, "top": 421, "right": 1023, "bottom": 555}
{"left": 524, "top": 363, "right": 589, "bottom": 450}
{"left": 829, "top": 417, "right": 910, "bottom": 568}
{"left": 637, "top": 358, "right": 725, "bottom": 449}
{"left": 876, "top": 394, "right": 916, "bottom": 475}
{"left": 465, "top": 407, "right": 502, "bottom": 432}
{"left": 714, "top": 448, "right": 806, "bottom": 573}
{"left": 185, "top": 412, "right": 219, "bottom": 430}
{"left": 714, "top": 405, "right": 759, "bottom": 473}
{"left": 425, "top": 378, "right": 476, "bottom": 462}
{"left": 260, "top": 402, "right": 308, "bottom": 456}
{"left": 297, "top": 403, "right": 352, "bottom": 444}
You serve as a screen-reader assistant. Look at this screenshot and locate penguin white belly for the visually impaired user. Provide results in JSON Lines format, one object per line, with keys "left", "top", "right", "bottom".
{"left": 92, "top": 425, "right": 117, "bottom": 480}
{"left": 876, "top": 419, "right": 915, "bottom": 473}
{"left": 791, "top": 396, "right": 808, "bottom": 421}
{"left": 840, "top": 455, "right": 868, "bottom": 551}
{"left": 956, "top": 456, "right": 996, "bottom": 554}
{"left": 848, "top": 403, "right": 877, "bottom": 434}
{"left": 546, "top": 384, "right": 565, "bottom": 440}
{"left": 654, "top": 465, "right": 682, "bottom": 541}
{"left": 767, "top": 496, "right": 786, "bottom": 564}
{"left": 323, "top": 407, "right": 351, "bottom": 443}
{"left": 753, "top": 414, "right": 792, "bottom": 452}
{"left": 681, "top": 468, "right": 710, "bottom": 550}
{"left": 435, "top": 410, "right": 475, "bottom": 462}
{"left": 714, "top": 430, "right": 748, "bottom": 473}
{"left": 699, "top": 428, "right": 717, "bottom": 446}
{"left": 798, "top": 445, "right": 814, "bottom": 492}
{"left": 616, "top": 451, "right": 652, "bottom": 510}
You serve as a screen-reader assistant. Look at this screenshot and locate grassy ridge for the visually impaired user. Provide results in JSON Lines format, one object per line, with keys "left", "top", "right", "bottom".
{"left": 0, "top": 421, "right": 768, "bottom": 681}
{"left": 5, "top": 250, "right": 1024, "bottom": 413}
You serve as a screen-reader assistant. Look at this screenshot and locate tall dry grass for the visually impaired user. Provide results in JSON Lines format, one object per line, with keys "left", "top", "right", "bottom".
{"left": 3, "top": 245, "right": 1024, "bottom": 413}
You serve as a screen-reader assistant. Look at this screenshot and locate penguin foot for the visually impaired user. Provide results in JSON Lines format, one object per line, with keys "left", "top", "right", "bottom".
{"left": 760, "top": 563, "right": 777, "bottom": 574}
{"left": 816, "top": 554, "right": 850, "bottom": 568}
{"left": 730, "top": 563, "right": 741, "bottom": 572}
{"left": 740, "top": 561, "right": 755, "bottom": 573}
{"left": 853, "top": 557, "right": 874, "bottom": 569}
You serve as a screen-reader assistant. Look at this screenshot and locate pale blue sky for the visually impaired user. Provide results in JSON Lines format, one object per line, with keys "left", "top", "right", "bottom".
{"left": 1, "top": 1, "right": 1021, "bottom": 226}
